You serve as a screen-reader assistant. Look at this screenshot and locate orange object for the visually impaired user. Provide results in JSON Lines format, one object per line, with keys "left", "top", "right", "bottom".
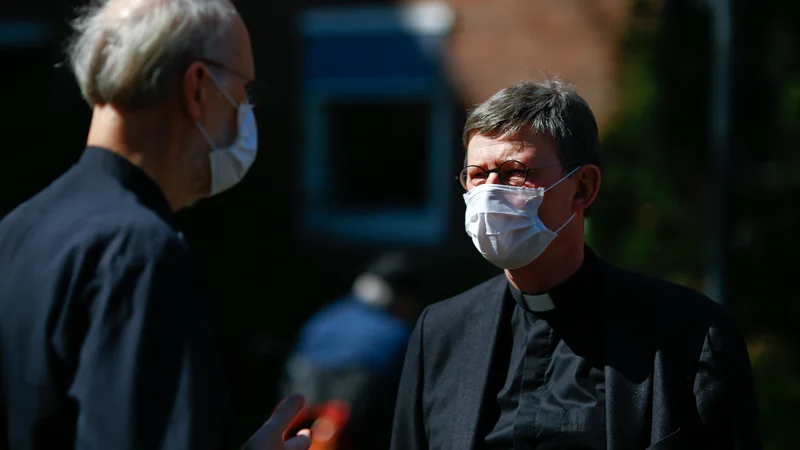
{"left": 285, "top": 400, "right": 351, "bottom": 450}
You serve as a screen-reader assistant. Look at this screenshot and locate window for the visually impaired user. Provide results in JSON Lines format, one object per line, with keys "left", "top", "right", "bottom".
{"left": 298, "top": 2, "right": 456, "bottom": 245}
{"left": 324, "top": 99, "right": 430, "bottom": 210}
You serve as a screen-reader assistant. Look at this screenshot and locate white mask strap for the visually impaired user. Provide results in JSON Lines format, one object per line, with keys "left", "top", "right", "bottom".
{"left": 195, "top": 121, "right": 217, "bottom": 151}
{"left": 544, "top": 165, "right": 582, "bottom": 192}
{"left": 554, "top": 213, "right": 576, "bottom": 234}
{"left": 205, "top": 68, "right": 238, "bottom": 108}
{"left": 548, "top": 165, "right": 581, "bottom": 234}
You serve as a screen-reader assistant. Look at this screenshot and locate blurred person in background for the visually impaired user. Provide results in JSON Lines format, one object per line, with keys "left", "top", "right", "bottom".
{"left": 391, "top": 79, "right": 761, "bottom": 450}
{"left": 0, "top": 0, "right": 310, "bottom": 449}
{"left": 280, "top": 251, "right": 424, "bottom": 450}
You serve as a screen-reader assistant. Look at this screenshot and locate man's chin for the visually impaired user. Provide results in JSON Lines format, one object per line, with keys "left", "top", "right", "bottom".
{"left": 182, "top": 197, "right": 202, "bottom": 210}
{"left": 176, "top": 183, "right": 212, "bottom": 211}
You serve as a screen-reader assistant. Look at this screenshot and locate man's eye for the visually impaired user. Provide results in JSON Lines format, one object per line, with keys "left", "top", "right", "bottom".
{"left": 504, "top": 169, "right": 526, "bottom": 178}
{"left": 526, "top": 168, "right": 541, "bottom": 180}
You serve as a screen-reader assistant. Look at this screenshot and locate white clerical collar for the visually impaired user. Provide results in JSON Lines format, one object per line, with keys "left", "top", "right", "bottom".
{"left": 521, "top": 292, "right": 556, "bottom": 312}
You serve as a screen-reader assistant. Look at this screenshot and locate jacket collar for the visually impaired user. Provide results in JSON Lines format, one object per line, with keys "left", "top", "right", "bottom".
{"left": 78, "top": 147, "right": 178, "bottom": 230}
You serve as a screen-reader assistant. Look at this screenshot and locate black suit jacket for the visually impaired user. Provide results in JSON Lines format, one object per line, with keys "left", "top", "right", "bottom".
{"left": 391, "top": 253, "right": 761, "bottom": 450}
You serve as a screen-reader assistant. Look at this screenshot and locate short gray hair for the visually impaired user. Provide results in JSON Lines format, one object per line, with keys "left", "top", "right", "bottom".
{"left": 67, "top": 0, "right": 238, "bottom": 109}
{"left": 463, "top": 78, "right": 602, "bottom": 172}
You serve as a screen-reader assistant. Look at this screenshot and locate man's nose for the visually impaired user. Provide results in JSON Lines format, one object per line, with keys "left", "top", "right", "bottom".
{"left": 486, "top": 172, "right": 503, "bottom": 185}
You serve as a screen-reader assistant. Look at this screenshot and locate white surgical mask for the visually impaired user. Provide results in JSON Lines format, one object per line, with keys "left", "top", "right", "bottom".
{"left": 463, "top": 166, "right": 581, "bottom": 269}
{"left": 195, "top": 70, "right": 259, "bottom": 196}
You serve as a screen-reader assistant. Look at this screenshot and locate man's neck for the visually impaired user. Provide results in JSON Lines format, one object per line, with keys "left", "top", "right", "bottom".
{"left": 505, "top": 240, "right": 585, "bottom": 295}
{"left": 86, "top": 105, "right": 184, "bottom": 210}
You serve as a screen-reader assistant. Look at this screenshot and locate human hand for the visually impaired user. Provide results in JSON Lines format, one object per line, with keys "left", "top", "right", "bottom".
{"left": 241, "top": 394, "right": 312, "bottom": 450}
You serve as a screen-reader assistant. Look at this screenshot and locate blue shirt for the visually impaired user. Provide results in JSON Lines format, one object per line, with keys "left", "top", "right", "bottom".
{"left": 293, "top": 296, "right": 413, "bottom": 373}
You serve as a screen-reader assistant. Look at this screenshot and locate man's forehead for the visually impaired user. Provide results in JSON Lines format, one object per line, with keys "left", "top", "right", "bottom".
{"left": 101, "top": 0, "right": 158, "bottom": 20}
{"left": 469, "top": 135, "right": 531, "bottom": 152}
{"left": 227, "top": 14, "right": 255, "bottom": 77}
{"left": 467, "top": 132, "right": 557, "bottom": 165}
{"left": 103, "top": 0, "right": 235, "bottom": 15}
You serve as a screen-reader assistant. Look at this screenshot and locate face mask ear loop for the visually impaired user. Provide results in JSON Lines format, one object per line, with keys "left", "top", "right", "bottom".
{"left": 204, "top": 67, "right": 239, "bottom": 108}
{"left": 545, "top": 165, "right": 582, "bottom": 192}
{"left": 195, "top": 121, "right": 217, "bottom": 152}
{"left": 554, "top": 213, "right": 576, "bottom": 234}
{"left": 547, "top": 165, "right": 582, "bottom": 234}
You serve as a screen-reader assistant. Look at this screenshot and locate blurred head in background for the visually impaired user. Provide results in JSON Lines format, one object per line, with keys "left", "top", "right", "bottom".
{"left": 351, "top": 250, "right": 424, "bottom": 322}
{"left": 67, "top": 0, "right": 259, "bottom": 210}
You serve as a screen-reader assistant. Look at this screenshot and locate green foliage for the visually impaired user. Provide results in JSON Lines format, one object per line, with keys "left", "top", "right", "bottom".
{"left": 590, "top": 3, "right": 710, "bottom": 288}
{"left": 749, "top": 336, "right": 800, "bottom": 450}
{"left": 593, "top": 2, "right": 800, "bottom": 447}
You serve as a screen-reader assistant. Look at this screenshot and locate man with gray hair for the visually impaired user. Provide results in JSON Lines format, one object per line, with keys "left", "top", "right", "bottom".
{"left": 0, "top": 1, "right": 310, "bottom": 449}
{"left": 391, "top": 79, "right": 762, "bottom": 449}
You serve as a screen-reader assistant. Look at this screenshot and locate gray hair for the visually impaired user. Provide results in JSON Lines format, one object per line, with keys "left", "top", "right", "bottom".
{"left": 462, "top": 78, "right": 602, "bottom": 215}
{"left": 66, "top": 0, "right": 238, "bottom": 109}
{"left": 463, "top": 78, "right": 602, "bottom": 170}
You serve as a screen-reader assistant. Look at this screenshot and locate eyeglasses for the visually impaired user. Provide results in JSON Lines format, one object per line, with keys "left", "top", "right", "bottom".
{"left": 458, "top": 160, "right": 580, "bottom": 190}
{"left": 197, "top": 58, "right": 266, "bottom": 106}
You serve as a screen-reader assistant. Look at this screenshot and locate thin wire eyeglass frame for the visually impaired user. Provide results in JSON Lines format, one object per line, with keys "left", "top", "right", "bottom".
{"left": 457, "top": 160, "right": 581, "bottom": 190}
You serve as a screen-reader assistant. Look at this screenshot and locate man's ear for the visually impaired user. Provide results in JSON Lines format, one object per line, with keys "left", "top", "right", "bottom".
{"left": 182, "top": 62, "right": 207, "bottom": 120}
{"left": 573, "top": 164, "right": 601, "bottom": 213}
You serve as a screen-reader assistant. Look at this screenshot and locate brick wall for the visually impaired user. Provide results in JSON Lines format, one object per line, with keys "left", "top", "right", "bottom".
{"left": 403, "top": 0, "right": 631, "bottom": 133}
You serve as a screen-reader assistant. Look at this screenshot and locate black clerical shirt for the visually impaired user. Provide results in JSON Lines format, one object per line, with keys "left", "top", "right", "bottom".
{"left": 0, "top": 147, "right": 228, "bottom": 450}
{"left": 484, "top": 251, "right": 607, "bottom": 450}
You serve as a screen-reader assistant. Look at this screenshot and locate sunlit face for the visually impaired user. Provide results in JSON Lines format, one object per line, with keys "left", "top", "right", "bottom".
{"left": 199, "top": 16, "right": 255, "bottom": 151}
{"left": 181, "top": 12, "right": 255, "bottom": 201}
{"left": 465, "top": 130, "right": 578, "bottom": 231}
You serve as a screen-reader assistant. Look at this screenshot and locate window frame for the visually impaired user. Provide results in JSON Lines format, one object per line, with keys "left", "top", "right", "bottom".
{"left": 297, "top": 3, "right": 456, "bottom": 245}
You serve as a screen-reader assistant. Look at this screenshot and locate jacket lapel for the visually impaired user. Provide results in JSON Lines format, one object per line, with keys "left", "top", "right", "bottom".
{"left": 450, "top": 276, "right": 509, "bottom": 450}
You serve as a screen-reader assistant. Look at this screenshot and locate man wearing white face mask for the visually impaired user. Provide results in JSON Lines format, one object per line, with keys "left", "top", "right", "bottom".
{"left": 0, "top": 1, "right": 310, "bottom": 450}
{"left": 391, "top": 78, "right": 761, "bottom": 450}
